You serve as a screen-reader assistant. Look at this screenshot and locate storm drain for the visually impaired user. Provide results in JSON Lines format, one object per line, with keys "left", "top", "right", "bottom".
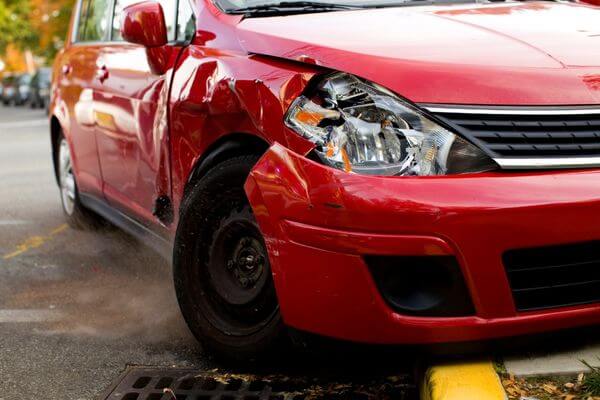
{"left": 101, "top": 367, "right": 417, "bottom": 400}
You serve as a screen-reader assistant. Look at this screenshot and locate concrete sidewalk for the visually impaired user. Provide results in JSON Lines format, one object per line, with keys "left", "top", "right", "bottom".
{"left": 505, "top": 341, "right": 600, "bottom": 377}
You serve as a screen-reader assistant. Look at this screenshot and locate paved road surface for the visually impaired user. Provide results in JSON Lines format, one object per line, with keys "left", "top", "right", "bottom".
{"left": 2, "top": 104, "right": 597, "bottom": 399}
{"left": 0, "top": 106, "right": 206, "bottom": 399}
{"left": 0, "top": 105, "right": 418, "bottom": 399}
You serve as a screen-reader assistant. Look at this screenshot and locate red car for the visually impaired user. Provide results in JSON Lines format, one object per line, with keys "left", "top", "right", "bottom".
{"left": 51, "top": 0, "right": 600, "bottom": 359}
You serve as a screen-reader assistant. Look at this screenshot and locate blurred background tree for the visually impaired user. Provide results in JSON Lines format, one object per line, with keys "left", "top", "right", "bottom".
{"left": 31, "top": 0, "right": 76, "bottom": 60}
{"left": 0, "top": 0, "right": 37, "bottom": 53}
{"left": 0, "top": 0, "right": 75, "bottom": 73}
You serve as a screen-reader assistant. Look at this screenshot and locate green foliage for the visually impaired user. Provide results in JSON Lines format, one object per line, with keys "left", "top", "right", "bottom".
{"left": 0, "top": 0, "right": 38, "bottom": 53}
{"left": 0, "top": 0, "right": 75, "bottom": 64}
{"left": 582, "top": 359, "right": 600, "bottom": 396}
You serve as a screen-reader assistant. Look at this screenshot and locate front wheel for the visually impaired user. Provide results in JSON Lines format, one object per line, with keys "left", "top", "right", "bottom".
{"left": 174, "top": 155, "right": 289, "bottom": 362}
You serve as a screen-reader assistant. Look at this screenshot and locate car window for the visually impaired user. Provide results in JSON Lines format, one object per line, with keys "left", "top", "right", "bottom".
{"left": 77, "top": 0, "right": 112, "bottom": 42}
{"left": 177, "top": 0, "right": 196, "bottom": 42}
{"left": 76, "top": 0, "right": 91, "bottom": 41}
{"left": 112, "top": 0, "right": 176, "bottom": 42}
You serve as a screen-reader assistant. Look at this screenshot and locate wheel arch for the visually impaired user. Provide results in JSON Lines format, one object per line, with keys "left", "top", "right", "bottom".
{"left": 182, "top": 132, "right": 271, "bottom": 202}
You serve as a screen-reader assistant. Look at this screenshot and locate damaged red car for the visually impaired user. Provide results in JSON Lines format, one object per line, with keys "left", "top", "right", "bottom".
{"left": 51, "top": 0, "right": 600, "bottom": 359}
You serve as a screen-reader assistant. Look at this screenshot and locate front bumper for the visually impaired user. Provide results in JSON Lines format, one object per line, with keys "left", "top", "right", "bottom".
{"left": 245, "top": 144, "right": 600, "bottom": 344}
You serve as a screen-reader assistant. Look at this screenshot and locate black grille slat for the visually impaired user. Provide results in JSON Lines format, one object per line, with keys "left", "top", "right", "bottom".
{"left": 487, "top": 143, "right": 600, "bottom": 157}
{"left": 472, "top": 132, "right": 600, "bottom": 144}
{"left": 459, "top": 122, "right": 600, "bottom": 131}
{"left": 507, "top": 258, "right": 600, "bottom": 273}
{"left": 503, "top": 241, "right": 600, "bottom": 311}
{"left": 433, "top": 110, "right": 600, "bottom": 159}
{"left": 510, "top": 281, "right": 600, "bottom": 311}
{"left": 512, "top": 279, "right": 600, "bottom": 293}
{"left": 511, "top": 265, "right": 600, "bottom": 290}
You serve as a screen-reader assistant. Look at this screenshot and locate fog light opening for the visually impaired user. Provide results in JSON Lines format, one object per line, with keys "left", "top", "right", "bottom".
{"left": 366, "top": 256, "right": 474, "bottom": 317}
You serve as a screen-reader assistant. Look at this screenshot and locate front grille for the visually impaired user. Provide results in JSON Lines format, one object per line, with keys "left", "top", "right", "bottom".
{"left": 430, "top": 107, "right": 600, "bottom": 160}
{"left": 503, "top": 241, "right": 600, "bottom": 311}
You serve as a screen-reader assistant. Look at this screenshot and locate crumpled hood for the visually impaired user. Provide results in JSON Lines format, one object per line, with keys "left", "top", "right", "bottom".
{"left": 236, "top": 2, "right": 600, "bottom": 105}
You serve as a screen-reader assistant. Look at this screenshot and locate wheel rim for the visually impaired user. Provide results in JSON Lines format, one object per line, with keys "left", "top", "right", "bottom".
{"left": 209, "top": 221, "right": 269, "bottom": 306}
{"left": 58, "top": 139, "right": 76, "bottom": 215}
{"left": 200, "top": 208, "right": 279, "bottom": 336}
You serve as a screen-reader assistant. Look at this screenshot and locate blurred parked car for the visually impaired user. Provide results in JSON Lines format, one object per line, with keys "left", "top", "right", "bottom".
{"left": 1, "top": 75, "right": 17, "bottom": 105}
{"left": 13, "top": 74, "right": 32, "bottom": 106}
{"left": 0, "top": 76, "right": 6, "bottom": 102}
{"left": 29, "top": 68, "right": 52, "bottom": 109}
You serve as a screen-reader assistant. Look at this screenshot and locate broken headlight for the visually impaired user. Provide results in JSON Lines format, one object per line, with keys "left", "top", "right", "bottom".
{"left": 285, "top": 73, "right": 497, "bottom": 176}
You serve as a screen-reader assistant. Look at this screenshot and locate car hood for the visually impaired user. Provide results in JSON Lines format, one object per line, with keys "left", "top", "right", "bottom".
{"left": 236, "top": 2, "right": 600, "bottom": 105}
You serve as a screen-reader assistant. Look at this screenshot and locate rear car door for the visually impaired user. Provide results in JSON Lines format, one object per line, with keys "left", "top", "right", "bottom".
{"left": 53, "top": 0, "right": 112, "bottom": 198}
{"left": 94, "top": 0, "right": 194, "bottom": 228}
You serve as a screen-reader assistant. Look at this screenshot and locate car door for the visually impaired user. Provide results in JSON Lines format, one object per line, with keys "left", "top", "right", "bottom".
{"left": 54, "top": 0, "right": 112, "bottom": 198}
{"left": 94, "top": 0, "right": 194, "bottom": 228}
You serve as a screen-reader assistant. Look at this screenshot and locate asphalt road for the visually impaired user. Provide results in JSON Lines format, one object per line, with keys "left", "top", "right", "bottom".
{"left": 2, "top": 103, "right": 599, "bottom": 400}
{"left": 0, "top": 105, "right": 416, "bottom": 400}
{"left": 0, "top": 105, "right": 207, "bottom": 399}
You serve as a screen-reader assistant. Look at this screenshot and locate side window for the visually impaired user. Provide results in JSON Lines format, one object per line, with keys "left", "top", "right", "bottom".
{"left": 112, "top": 0, "right": 176, "bottom": 42}
{"left": 77, "top": 0, "right": 112, "bottom": 42}
{"left": 76, "top": 0, "right": 91, "bottom": 41}
{"left": 177, "top": 0, "right": 196, "bottom": 42}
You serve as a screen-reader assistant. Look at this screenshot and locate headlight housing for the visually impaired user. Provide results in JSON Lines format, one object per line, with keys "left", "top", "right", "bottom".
{"left": 285, "top": 73, "right": 497, "bottom": 176}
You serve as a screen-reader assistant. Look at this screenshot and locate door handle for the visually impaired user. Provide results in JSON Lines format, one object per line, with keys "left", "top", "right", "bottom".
{"left": 96, "top": 66, "right": 109, "bottom": 83}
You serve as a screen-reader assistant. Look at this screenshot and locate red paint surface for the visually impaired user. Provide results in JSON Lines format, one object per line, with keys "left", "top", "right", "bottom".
{"left": 51, "top": 0, "right": 600, "bottom": 344}
{"left": 245, "top": 145, "right": 600, "bottom": 343}
{"left": 237, "top": 2, "right": 600, "bottom": 105}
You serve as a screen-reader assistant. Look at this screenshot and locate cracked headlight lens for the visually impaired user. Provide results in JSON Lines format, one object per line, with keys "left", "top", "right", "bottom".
{"left": 285, "top": 73, "right": 497, "bottom": 176}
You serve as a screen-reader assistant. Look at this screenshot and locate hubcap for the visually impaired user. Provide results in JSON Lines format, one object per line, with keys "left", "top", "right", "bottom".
{"left": 59, "top": 139, "right": 76, "bottom": 215}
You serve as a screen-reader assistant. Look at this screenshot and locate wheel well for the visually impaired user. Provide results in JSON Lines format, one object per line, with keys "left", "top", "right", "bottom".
{"left": 50, "top": 116, "right": 62, "bottom": 184}
{"left": 183, "top": 133, "right": 270, "bottom": 200}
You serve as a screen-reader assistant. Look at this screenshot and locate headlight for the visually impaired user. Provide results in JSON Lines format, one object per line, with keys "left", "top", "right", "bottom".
{"left": 285, "top": 73, "right": 497, "bottom": 176}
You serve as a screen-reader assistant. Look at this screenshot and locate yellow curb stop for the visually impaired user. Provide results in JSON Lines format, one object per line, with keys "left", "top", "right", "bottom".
{"left": 420, "top": 360, "right": 507, "bottom": 400}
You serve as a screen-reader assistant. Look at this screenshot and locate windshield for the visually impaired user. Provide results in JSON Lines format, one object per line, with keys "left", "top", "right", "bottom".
{"left": 217, "top": 0, "right": 470, "bottom": 14}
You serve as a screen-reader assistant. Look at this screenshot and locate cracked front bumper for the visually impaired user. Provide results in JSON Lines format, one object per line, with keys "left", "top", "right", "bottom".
{"left": 245, "top": 144, "right": 600, "bottom": 344}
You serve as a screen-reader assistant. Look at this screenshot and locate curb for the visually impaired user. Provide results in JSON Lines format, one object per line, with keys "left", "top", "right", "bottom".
{"left": 420, "top": 360, "right": 507, "bottom": 400}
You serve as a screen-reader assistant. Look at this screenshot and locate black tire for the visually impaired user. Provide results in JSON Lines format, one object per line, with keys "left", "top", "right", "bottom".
{"left": 56, "top": 134, "right": 104, "bottom": 230}
{"left": 174, "top": 155, "right": 289, "bottom": 362}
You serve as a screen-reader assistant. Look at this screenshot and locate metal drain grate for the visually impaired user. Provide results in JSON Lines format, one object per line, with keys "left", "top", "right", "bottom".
{"left": 101, "top": 367, "right": 416, "bottom": 400}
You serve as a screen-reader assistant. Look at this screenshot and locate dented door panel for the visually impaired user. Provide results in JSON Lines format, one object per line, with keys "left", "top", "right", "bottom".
{"left": 94, "top": 44, "right": 178, "bottom": 228}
